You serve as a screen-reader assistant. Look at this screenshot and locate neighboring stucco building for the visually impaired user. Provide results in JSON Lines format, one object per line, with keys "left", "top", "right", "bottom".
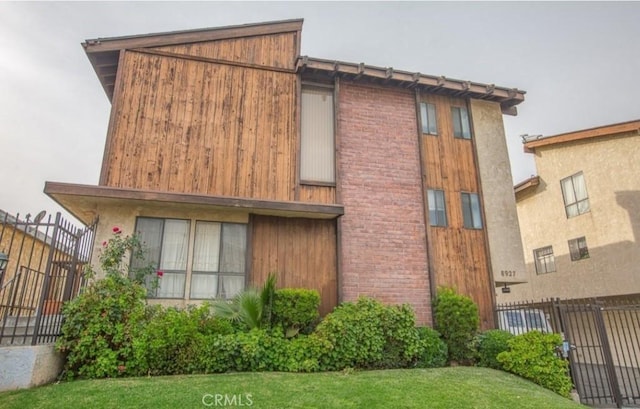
{"left": 501, "top": 119, "right": 640, "bottom": 302}
{"left": 43, "top": 19, "right": 527, "bottom": 328}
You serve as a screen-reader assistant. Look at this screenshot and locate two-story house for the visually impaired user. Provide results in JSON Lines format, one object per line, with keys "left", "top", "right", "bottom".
{"left": 502, "top": 119, "right": 640, "bottom": 302}
{"left": 44, "top": 19, "right": 527, "bottom": 328}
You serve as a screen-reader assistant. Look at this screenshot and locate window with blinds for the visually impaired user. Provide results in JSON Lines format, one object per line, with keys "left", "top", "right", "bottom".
{"left": 301, "top": 86, "right": 335, "bottom": 184}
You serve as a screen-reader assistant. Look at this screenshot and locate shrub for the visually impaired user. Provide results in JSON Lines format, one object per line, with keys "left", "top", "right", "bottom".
{"left": 414, "top": 327, "right": 448, "bottom": 368}
{"left": 497, "top": 331, "right": 572, "bottom": 397}
{"left": 314, "top": 297, "right": 419, "bottom": 370}
{"left": 433, "top": 287, "right": 479, "bottom": 364}
{"left": 272, "top": 288, "right": 320, "bottom": 336}
{"left": 212, "top": 275, "right": 277, "bottom": 331}
{"left": 476, "top": 329, "right": 513, "bottom": 370}
{"left": 56, "top": 273, "right": 147, "bottom": 379}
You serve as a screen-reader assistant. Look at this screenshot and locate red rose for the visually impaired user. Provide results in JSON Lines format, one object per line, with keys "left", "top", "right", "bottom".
{"left": 157, "top": 270, "right": 164, "bottom": 277}
{"left": 102, "top": 241, "right": 107, "bottom": 247}
{"left": 112, "top": 226, "right": 121, "bottom": 234}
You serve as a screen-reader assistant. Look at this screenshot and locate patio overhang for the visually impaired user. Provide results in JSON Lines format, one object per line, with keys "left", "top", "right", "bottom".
{"left": 44, "top": 182, "right": 344, "bottom": 225}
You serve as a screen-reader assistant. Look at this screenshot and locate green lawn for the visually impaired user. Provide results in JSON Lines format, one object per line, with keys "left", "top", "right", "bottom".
{"left": 0, "top": 367, "right": 586, "bottom": 409}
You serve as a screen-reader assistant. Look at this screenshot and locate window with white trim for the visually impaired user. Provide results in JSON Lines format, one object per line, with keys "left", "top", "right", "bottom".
{"left": 134, "top": 217, "right": 247, "bottom": 299}
{"left": 561, "top": 172, "right": 590, "bottom": 218}
{"left": 301, "top": 85, "right": 335, "bottom": 184}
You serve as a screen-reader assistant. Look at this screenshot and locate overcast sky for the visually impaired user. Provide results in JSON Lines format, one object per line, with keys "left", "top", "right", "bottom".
{"left": 1, "top": 1, "right": 639, "bottom": 225}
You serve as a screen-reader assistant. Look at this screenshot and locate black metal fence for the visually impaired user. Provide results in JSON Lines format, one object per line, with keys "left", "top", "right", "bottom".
{"left": 497, "top": 297, "right": 640, "bottom": 408}
{"left": 0, "top": 211, "right": 96, "bottom": 345}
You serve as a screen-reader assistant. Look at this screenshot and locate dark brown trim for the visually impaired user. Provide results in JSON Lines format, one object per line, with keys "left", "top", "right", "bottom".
{"left": 83, "top": 19, "right": 304, "bottom": 53}
{"left": 299, "top": 180, "right": 337, "bottom": 188}
{"left": 334, "top": 76, "right": 343, "bottom": 305}
{"left": 246, "top": 214, "right": 255, "bottom": 287}
{"left": 294, "top": 74, "right": 302, "bottom": 201}
{"left": 130, "top": 48, "right": 297, "bottom": 74}
{"left": 297, "top": 56, "right": 525, "bottom": 115}
{"left": 415, "top": 89, "right": 437, "bottom": 314}
{"left": 99, "top": 49, "right": 126, "bottom": 185}
{"left": 44, "top": 182, "right": 344, "bottom": 223}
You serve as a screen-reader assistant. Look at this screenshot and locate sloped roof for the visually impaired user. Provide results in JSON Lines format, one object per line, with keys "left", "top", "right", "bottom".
{"left": 83, "top": 19, "right": 525, "bottom": 114}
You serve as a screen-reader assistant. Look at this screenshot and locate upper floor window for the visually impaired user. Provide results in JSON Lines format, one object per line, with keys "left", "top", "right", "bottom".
{"left": 461, "top": 192, "right": 482, "bottom": 229}
{"left": 533, "top": 245, "right": 556, "bottom": 274}
{"left": 420, "top": 102, "right": 438, "bottom": 135}
{"left": 301, "top": 85, "right": 335, "bottom": 184}
{"left": 451, "top": 106, "right": 471, "bottom": 139}
{"left": 134, "top": 217, "right": 247, "bottom": 300}
{"left": 568, "top": 236, "right": 590, "bottom": 261}
{"left": 560, "top": 172, "right": 590, "bottom": 218}
{"left": 427, "top": 189, "right": 447, "bottom": 227}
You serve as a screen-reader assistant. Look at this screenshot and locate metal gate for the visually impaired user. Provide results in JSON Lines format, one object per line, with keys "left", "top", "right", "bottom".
{"left": 497, "top": 297, "right": 640, "bottom": 408}
{"left": 0, "top": 210, "right": 96, "bottom": 345}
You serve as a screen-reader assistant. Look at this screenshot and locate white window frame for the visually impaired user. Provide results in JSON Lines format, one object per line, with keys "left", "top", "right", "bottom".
{"left": 533, "top": 246, "right": 556, "bottom": 275}
{"left": 420, "top": 102, "right": 438, "bottom": 135}
{"left": 561, "top": 172, "right": 590, "bottom": 218}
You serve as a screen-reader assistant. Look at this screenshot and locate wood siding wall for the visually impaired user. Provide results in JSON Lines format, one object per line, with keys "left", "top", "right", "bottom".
{"left": 101, "top": 33, "right": 301, "bottom": 202}
{"left": 420, "top": 93, "right": 494, "bottom": 329}
{"left": 250, "top": 215, "right": 337, "bottom": 316}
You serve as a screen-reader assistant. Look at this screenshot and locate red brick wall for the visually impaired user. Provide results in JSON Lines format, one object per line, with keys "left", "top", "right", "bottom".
{"left": 337, "top": 81, "right": 432, "bottom": 325}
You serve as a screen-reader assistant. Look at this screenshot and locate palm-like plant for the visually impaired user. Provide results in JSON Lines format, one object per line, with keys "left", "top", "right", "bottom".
{"left": 212, "top": 273, "right": 277, "bottom": 330}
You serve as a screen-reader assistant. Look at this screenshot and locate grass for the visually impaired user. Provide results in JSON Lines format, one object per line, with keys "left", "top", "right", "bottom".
{"left": 0, "top": 367, "right": 586, "bottom": 409}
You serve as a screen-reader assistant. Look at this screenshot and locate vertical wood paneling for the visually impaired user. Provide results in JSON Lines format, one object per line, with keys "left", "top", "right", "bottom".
{"left": 298, "top": 185, "right": 336, "bottom": 204}
{"left": 420, "top": 93, "right": 494, "bottom": 329}
{"left": 103, "top": 50, "right": 298, "bottom": 202}
{"left": 251, "top": 215, "right": 337, "bottom": 316}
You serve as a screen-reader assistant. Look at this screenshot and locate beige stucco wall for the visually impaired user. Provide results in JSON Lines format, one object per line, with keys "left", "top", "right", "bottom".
{"left": 507, "top": 132, "right": 640, "bottom": 302}
{"left": 90, "top": 201, "right": 249, "bottom": 309}
{"left": 470, "top": 99, "right": 529, "bottom": 302}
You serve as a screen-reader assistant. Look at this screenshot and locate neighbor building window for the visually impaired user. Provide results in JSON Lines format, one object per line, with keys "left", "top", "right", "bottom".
{"left": 420, "top": 102, "right": 438, "bottom": 135}
{"left": 568, "top": 236, "right": 590, "bottom": 261}
{"left": 561, "top": 172, "right": 590, "bottom": 218}
{"left": 133, "top": 217, "right": 246, "bottom": 300}
{"left": 427, "top": 189, "right": 447, "bottom": 227}
{"left": 461, "top": 192, "right": 482, "bottom": 229}
{"left": 301, "top": 85, "right": 335, "bottom": 184}
{"left": 451, "top": 106, "right": 471, "bottom": 139}
{"left": 533, "top": 246, "right": 556, "bottom": 274}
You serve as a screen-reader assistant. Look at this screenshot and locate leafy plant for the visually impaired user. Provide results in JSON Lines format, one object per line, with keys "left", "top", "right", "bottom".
{"left": 433, "top": 287, "right": 479, "bottom": 364}
{"left": 272, "top": 288, "right": 320, "bottom": 337}
{"left": 212, "top": 274, "right": 278, "bottom": 330}
{"left": 56, "top": 228, "right": 160, "bottom": 379}
{"left": 476, "top": 329, "right": 513, "bottom": 370}
{"left": 497, "top": 331, "right": 572, "bottom": 397}
{"left": 414, "top": 327, "right": 448, "bottom": 368}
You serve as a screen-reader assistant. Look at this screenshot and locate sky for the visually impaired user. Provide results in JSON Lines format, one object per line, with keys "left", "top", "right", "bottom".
{"left": 1, "top": 1, "right": 639, "bottom": 226}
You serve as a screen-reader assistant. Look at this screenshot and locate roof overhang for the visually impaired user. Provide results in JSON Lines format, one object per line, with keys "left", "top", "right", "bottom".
{"left": 494, "top": 280, "right": 528, "bottom": 288}
{"left": 514, "top": 176, "right": 540, "bottom": 201}
{"left": 44, "top": 182, "right": 343, "bottom": 225}
{"left": 82, "top": 19, "right": 304, "bottom": 100}
{"left": 524, "top": 119, "right": 640, "bottom": 153}
{"left": 297, "top": 56, "right": 526, "bottom": 116}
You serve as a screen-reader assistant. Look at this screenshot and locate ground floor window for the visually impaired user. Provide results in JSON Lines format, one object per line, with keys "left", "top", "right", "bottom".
{"left": 133, "top": 217, "right": 247, "bottom": 299}
{"left": 533, "top": 245, "right": 556, "bottom": 275}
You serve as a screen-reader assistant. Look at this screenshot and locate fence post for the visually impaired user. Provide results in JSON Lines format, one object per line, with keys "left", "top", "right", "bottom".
{"left": 594, "top": 303, "right": 624, "bottom": 408}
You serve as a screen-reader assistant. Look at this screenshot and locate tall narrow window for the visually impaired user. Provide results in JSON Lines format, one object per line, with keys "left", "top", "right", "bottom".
{"left": 568, "top": 237, "right": 589, "bottom": 261}
{"left": 561, "top": 172, "right": 590, "bottom": 218}
{"left": 451, "top": 106, "right": 471, "bottom": 139}
{"left": 533, "top": 246, "right": 556, "bottom": 274}
{"left": 420, "top": 102, "right": 438, "bottom": 135}
{"left": 301, "top": 86, "right": 335, "bottom": 183}
{"left": 134, "top": 218, "right": 190, "bottom": 298}
{"left": 427, "top": 189, "right": 447, "bottom": 226}
{"left": 461, "top": 192, "right": 482, "bottom": 229}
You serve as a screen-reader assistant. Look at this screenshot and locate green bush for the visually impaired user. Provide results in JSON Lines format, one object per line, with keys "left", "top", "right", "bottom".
{"left": 132, "top": 304, "right": 233, "bottom": 375}
{"left": 433, "top": 287, "right": 479, "bottom": 364}
{"left": 476, "top": 329, "right": 513, "bottom": 370}
{"left": 497, "top": 331, "right": 572, "bottom": 397}
{"left": 272, "top": 288, "right": 320, "bottom": 336}
{"left": 56, "top": 273, "right": 147, "bottom": 379}
{"left": 414, "top": 327, "right": 448, "bottom": 368}
{"left": 314, "top": 297, "right": 419, "bottom": 370}
{"left": 189, "top": 333, "right": 239, "bottom": 374}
